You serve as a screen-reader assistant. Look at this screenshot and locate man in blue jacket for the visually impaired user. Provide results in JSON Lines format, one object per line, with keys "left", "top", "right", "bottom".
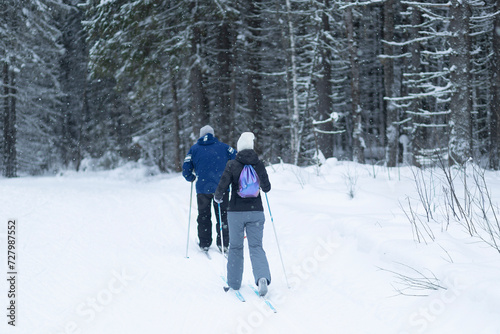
{"left": 183, "top": 125, "right": 236, "bottom": 253}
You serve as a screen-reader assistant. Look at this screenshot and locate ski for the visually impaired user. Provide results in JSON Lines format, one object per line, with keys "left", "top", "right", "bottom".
{"left": 217, "top": 246, "right": 228, "bottom": 259}
{"left": 221, "top": 276, "right": 245, "bottom": 302}
{"left": 248, "top": 283, "right": 277, "bottom": 313}
{"left": 201, "top": 249, "right": 212, "bottom": 260}
{"left": 219, "top": 250, "right": 228, "bottom": 259}
{"left": 223, "top": 286, "right": 246, "bottom": 302}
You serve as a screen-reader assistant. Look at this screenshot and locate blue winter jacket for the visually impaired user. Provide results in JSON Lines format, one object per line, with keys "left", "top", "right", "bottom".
{"left": 182, "top": 133, "right": 236, "bottom": 194}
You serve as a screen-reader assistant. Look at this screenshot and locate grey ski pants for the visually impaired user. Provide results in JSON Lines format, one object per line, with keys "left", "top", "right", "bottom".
{"left": 227, "top": 211, "right": 271, "bottom": 290}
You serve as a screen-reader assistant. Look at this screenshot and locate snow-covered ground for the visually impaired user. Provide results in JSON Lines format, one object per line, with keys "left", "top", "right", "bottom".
{"left": 2, "top": 159, "right": 500, "bottom": 334}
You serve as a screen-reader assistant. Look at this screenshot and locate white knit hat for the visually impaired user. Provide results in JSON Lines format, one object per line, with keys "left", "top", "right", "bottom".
{"left": 237, "top": 132, "right": 255, "bottom": 151}
{"left": 199, "top": 125, "right": 214, "bottom": 138}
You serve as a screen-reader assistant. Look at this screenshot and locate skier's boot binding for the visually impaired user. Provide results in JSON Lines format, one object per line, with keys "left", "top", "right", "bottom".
{"left": 217, "top": 245, "right": 228, "bottom": 253}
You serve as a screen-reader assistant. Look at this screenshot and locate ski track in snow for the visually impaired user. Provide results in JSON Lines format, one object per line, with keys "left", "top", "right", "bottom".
{"left": 1, "top": 160, "right": 500, "bottom": 333}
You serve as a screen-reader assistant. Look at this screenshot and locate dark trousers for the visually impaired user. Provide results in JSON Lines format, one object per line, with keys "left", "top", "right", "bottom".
{"left": 197, "top": 192, "right": 229, "bottom": 248}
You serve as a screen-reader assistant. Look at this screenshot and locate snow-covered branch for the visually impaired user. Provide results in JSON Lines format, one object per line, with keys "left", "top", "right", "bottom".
{"left": 401, "top": 1, "right": 451, "bottom": 9}
{"left": 382, "top": 35, "right": 433, "bottom": 47}
{"left": 339, "top": 0, "right": 386, "bottom": 10}
{"left": 314, "top": 128, "right": 346, "bottom": 135}
{"left": 470, "top": 10, "right": 500, "bottom": 21}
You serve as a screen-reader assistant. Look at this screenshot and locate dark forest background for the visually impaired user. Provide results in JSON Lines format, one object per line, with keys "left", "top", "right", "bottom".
{"left": 1, "top": 0, "right": 500, "bottom": 177}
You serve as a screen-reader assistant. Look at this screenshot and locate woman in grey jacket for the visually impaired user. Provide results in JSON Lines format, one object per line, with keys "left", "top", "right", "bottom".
{"left": 214, "top": 132, "right": 271, "bottom": 296}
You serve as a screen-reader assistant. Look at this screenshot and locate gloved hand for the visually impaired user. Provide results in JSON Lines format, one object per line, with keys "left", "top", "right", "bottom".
{"left": 214, "top": 197, "right": 223, "bottom": 204}
{"left": 185, "top": 174, "right": 196, "bottom": 182}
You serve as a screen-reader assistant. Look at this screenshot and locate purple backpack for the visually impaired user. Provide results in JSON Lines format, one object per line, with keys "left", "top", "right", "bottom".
{"left": 237, "top": 165, "right": 260, "bottom": 198}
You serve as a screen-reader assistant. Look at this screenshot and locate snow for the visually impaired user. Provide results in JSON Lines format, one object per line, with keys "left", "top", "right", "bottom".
{"left": 2, "top": 159, "right": 500, "bottom": 333}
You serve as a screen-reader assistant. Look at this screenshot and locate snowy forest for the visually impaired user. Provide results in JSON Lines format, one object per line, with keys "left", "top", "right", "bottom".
{"left": 1, "top": 0, "right": 500, "bottom": 177}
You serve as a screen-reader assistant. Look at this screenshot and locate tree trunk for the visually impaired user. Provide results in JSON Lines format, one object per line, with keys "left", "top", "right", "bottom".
{"left": 383, "top": 0, "right": 398, "bottom": 167}
{"left": 316, "top": 0, "right": 334, "bottom": 159}
{"left": 490, "top": 0, "right": 500, "bottom": 170}
{"left": 448, "top": 0, "right": 472, "bottom": 165}
{"left": 247, "top": 0, "right": 263, "bottom": 141}
{"left": 345, "top": 2, "right": 365, "bottom": 163}
{"left": 285, "top": 0, "right": 301, "bottom": 165}
{"left": 3, "top": 61, "right": 17, "bottom": 178}
{"left": 171, "top": 68, "right": 182, "bottom": 172}
{"left": 214, "top": 22, "right": 233, "bottom": 144}
{"left": 409, "top": 7, "right": 423, "bottom": 167}
{"left": 189, "top": 13, "right": 209, "bottom": 135}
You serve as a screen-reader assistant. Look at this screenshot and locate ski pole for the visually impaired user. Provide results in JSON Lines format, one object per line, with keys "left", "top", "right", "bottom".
{"left": 265, "top": 193, "right": 290, "bottom": 288}
{"left": 185, "top": 181, "right": 194, "bottom": 258}
{"left": 218, "top": 203, "right": 226, "bottom": 260}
